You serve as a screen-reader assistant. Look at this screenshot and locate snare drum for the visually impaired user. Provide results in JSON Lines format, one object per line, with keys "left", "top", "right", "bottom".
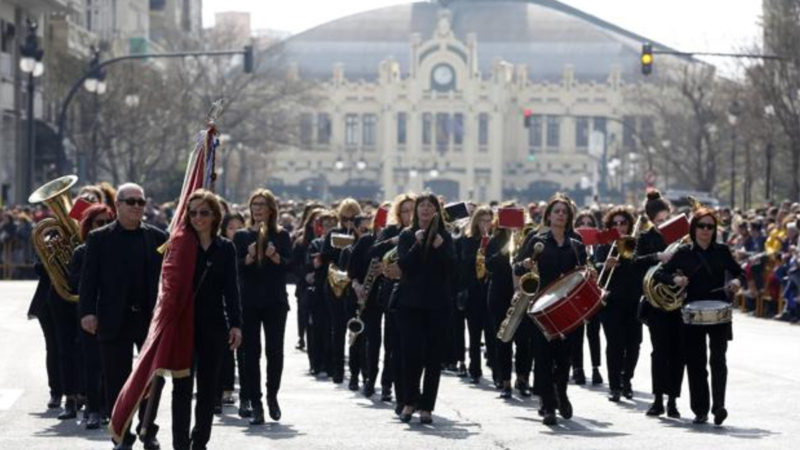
{"left": 527, "top": 268, "right": 606, "bottom": 341}
{"left": 681, "top": 300, "right": 732, "bottom": 325}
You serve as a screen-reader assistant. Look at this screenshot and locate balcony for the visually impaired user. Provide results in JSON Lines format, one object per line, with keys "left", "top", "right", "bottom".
{"left": 49, "top": 15, "right": 96, "bottom": 60}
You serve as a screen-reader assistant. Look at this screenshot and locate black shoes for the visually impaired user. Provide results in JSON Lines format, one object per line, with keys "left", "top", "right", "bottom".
{"left": 348, "top": 377, "right": 360, "bottom": 391}
{"left": 499, "top": 386, "right": 512, "bottom": 399}
{"left": 457, "top": 362, "right": 468, "bottom": 378}
{"left": 238, "top": 399, "right": 252, "bottom": 418}
{"left": 515, "top": 379, "right": 531, "bottom": 397}
{"left": 543, "top": 412, "right": 558, "bottom": 426}
{"left": 608, "top": 390, "right": 621, "bottom": 403}
{"left": 667, "top": 399, "right": 680, "bottom": 418}
{"left": 645, "top": 401, "right": 664, "bottom": 416}
{"left": 295, "top": 339, "right": 305, "bottom": 350}
{"left": 380, "top": 386, "right": 392, "bottom": 402}
{"left": 47, "top": 395, "right": 61, "bottom": 409}
{"left": 419, "top": 411, "right": 433, "bottom": 424}
{"left": 622, "top": 381, "right": 633, "bottom": 399}
{"left": 363, "top": 384, "right": 375, "bottom": 397}
{"left": 332, "top": 375, "right": 344, "bottom": 384}
{"left": 267, "top": 397, "right": 281, "bottom": 421}
{"left": 399, "top": 406, "right": 414, "bottom": 423}
{"left": 213, "top": 404, "right": 223, "bottom": 415}
{"left": 249, "top": 405, "right": 265, "bottom": 425}
{"left": 140, "top": 434, "right": 161, "bottom": 450}
{"left": 692, "top": 414, "right": 708, "bottom": 424}
{"left": 713, "top": 407, "right": 728, "bottom": 425}
{"left": 85, "top": 412, "right": 101, "bottom": 430}
{"left": 58, "top": 397, "right": 77, "bottom": 420}
{"left": 592, "top": 368, "right": 603, "bottom": 385}
{"left": 558, "top": 396, "right": 573, "bottom": 419}
{"left": 573, "top": 368, "right": 586, "bottom": 385}
{"left": 222, "top": 391, "right": 236, "bottom": 405}
{"left": 470, "top": 375, "right": 481, "bottom": 385}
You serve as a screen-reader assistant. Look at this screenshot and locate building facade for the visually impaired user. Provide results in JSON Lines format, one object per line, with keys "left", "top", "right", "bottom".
{"left": 262, "top": 0, "right": 668, "bottom": 204}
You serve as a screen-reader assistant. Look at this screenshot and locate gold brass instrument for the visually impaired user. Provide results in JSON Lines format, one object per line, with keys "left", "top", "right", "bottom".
{"left": 475, "top": 235, "right": 489, "bottom": 281}
{"left": 643, "top": 241, "right": 687, "bottom": 311}
{"left": 597, "top": 216, "right": 644, "bottom": 290}
{"left": 256, "top": 221, "right": 268, "bottom": 266}
{"left": 327, "top": 263, "right": 350, "bottom": 298}
{"left": 497, "top": 241, "right": 544, "bottom": 343}
{"left": 29, "top": 175, "right": 81, "bottom": 302}
{"left": 331, "top": 232, "right": 355, "bottom": 249}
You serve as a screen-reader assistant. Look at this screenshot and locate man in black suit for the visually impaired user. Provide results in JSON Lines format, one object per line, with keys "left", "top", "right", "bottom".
{"left": 79, "top": 183, "right": 168, "bottom": 450}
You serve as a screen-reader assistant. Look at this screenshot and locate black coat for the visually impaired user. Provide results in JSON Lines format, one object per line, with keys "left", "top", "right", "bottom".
{"left": 233, "top": 227, "right": 292, "bottom": 308}
{"left": 397, "top": 225, "right": 455, "bottom": 310}
{"left": 193, "top": 237, "right": 242, "bottom": 330}
{"left": 78, "top": 221, "right": 168, "bottom": 341}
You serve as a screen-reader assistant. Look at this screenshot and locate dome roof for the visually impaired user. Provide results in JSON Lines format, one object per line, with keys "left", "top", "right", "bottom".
{"left": 278, "top": 0, "right": 674, "bottom": 82}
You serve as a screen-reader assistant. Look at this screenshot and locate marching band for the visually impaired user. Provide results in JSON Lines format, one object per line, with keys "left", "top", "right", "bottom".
{"left": 27, "top": 174, "right": 756, "bottom": 448}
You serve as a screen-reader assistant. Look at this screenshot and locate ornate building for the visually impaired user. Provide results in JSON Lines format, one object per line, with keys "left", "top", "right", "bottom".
{"left": 261, "top": 0, "right": 674, "bottom": 204}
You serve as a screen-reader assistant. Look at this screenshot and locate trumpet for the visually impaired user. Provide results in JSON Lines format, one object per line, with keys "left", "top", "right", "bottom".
{"left": 256, "top": 221, "right": 268, "bottom": 266}
{"left": 597, "top": 216, "right": 646, "bottom": 290}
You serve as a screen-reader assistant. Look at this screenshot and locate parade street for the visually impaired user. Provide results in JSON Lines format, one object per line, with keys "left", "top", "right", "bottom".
{"left": 0, "top": 281, "right": 797, "bottom": 450}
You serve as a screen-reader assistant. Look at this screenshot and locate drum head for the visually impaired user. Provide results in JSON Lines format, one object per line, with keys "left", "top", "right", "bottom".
{"left": 686, "top": 300, "right": 728, "bottom": 311}
{"left": 532, "top": 271, "right": 584, "bottom": 313}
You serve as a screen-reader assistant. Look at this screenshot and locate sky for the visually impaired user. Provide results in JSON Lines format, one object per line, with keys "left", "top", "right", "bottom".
{"left": 202, "top": 0, "right": 763, "bottom": 74}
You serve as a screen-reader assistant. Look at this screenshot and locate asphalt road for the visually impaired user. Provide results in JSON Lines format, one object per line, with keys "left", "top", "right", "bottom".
{"left": 0, "top": 281, "right": 797, "bottom": 449}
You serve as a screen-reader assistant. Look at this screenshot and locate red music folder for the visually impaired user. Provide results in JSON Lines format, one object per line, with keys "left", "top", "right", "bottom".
{"left": 498, "top": 207, "right": 525, "bottom": 229}
{"left": 68, "top": 198, "right": 93, "bottom": 221}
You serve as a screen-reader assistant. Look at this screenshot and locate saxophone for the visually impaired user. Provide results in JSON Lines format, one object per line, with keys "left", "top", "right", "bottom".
{"left": 497, "top": 241, "right": 544, "bottom": 343}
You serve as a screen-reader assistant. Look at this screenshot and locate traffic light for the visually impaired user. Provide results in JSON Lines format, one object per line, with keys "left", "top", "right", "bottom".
{"left": 641, "top": 43, "right": 653, "bottom": 76}
{"left": 523, "top": 108, "right": 532, "bottom": 128}
{"left": 243, "top": 45, "right": 254, "bottom": 73}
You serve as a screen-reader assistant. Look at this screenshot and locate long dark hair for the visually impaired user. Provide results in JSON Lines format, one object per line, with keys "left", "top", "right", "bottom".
{"left": 411, "top": 192, "right": 443, "bottom": 231}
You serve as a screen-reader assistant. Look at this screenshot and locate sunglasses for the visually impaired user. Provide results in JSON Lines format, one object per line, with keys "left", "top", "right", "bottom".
{"left": 93, "top": 219, "right": 110, "bottom": 227}
{"left": 613, "top": 220, "right": 628, "bottom": 226}
{"left": 696, "top": 223, "right": 716, "bottom": 230}
{"left": 189, "top": 209, "right": 213, "bottom": 218}
{"left": 120, "top": 198, "right": 146, "bottom": 207}
{"left": 341, "top": 216, "right": 355, "bottom": 223}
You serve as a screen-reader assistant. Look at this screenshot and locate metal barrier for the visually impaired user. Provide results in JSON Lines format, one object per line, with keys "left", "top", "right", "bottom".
{"left": 1, "top": 238, "right": 35, "bottom": 280}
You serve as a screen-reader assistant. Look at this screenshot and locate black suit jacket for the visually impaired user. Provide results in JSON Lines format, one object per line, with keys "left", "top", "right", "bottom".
{"left": 78, "top": 221, "right": 168, "bottom": 341}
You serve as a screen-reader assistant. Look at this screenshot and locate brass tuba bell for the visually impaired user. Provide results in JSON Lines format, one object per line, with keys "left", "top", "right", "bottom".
{"left": 29, "top": 175, "right": 82, "bottom": 302}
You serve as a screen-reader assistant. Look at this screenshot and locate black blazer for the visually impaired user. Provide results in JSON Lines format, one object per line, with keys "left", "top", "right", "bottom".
{"left": 233, "top": 227, "right": 292, "bottom": 308}
{"left": 27, "top": 261, "right": 50, "bottom": 319}
{"left": 194, "top": 237, "right": 242, "bottom": 331}
{"left": 397, "top": 225, "right": 455, "bottom": 310}
{"left": 78, "top": 221, "right": 168, "bottom": 341}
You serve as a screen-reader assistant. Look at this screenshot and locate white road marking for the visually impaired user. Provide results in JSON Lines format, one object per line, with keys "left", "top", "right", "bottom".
{"left": 0, "top": 389, "right": 23, "bottom": 410}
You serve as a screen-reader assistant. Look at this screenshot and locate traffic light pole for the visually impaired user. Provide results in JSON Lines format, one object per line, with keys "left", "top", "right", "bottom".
{"left": 55, "top": 46, "right": 253, "bottom": 176}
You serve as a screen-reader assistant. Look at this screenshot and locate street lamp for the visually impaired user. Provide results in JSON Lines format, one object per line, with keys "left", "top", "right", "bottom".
{"left": 356, "top": 158, "right": 367, "bottom": 171}
{"left": 19, "top": 19, "right": 44, "bottom": 197}
{"left": 764, "top": 104, "right": 776, "bottom": 201}
{"left": 728, "top": 100, "right": 741, "bottom": 208}
{"left": 83, "top": 47, "right": 107, "bottom": 94}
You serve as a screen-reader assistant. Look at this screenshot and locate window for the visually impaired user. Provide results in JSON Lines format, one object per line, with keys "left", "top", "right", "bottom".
{"left": 422, "top": 113, "right": 432, "bottom": 146}
{"left": 623, "top": 115, "right": 636, "bottom": 149}
{"left": 640, "top": 116, "right": 655, "bottom": 144}
{"left": 0, "top": 20, "right": 14, "bottom": 54}
{"left": 345, "top": 114, "right": 359, "bottom": 146}
{"left": 478, "top": 113, "right": 489, "bottom": 148}
{"left": 575, "top": 116, "right": 589, "bottom": 150}
{"left": 453, "top": 113, "right": 464, "bottom": 146}
{"left": 528, "top": 115, "right": 543, "bottom": 150}
{"left": 362, "top": 114, "right": 376, "bottom": 147}
{"left": 435, "top": 113, "right": 450, "bottom": 151}
{"left": 317, "top": 113, "right": 331, "bottom": 145}
{"left": 397, "top": 112, "right": 407, "bottom": 145}
{"left": 546, "top": 116, "right": 560, "bottom": 149}
{"left": 593, "top": 116, "right": 607, "bottom": 134}
{"left": 299, "top": 113, "right": 313, "bottom": 146}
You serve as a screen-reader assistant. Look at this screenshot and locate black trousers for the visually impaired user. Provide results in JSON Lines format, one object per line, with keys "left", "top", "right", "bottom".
{"left": 36, "top": 300, "right": 62, "bottom": 399}
{"left": 397, "top": 306, "right": 448, "bottom": 411}
{"left": 242, "top": 303, "right": 288, "bottom": 408}
{"left": 345, "top": 293, "right": 365, "bottom": 380}
{"left": 602, "top": 309, "right": 642, "bottom": 391}
{"left": 81, "top": 330, "right": 105, "bottom": 414}
{"left": 218, "top": 346, "right": 246, "bottom": 404}
{"left": 683, "top": 323, "right": 729, "bottom": 417}
{"left": 308, "top": 286, "right": 330, "bottom": 374}
{"left": 570, "top": 316, "right": 602, "bottom": 372}
{"left": 296, "top": 282, "right": 310, "bottom": 342}
{"left": 363, "top": 300, "right": 392, "bottom": 390}
{"left": 50, "top": 296, "right": 81, "bottom": 396}
{"left": 99, "top": 310, "right": 156, "bottom": 444}
{"left": 172, "top": 326, "right": 228, "bottom": 450}
{"left": 533, "top": 327, "right": 571, "bottom": 412}
{"left": 447, "top": 307, "right": 466, "bottom": 365}
{"left": 647, "top": 309, "right": 684, "bottom": 397}
{"left": 326, "top": 288, "right": 348, "bottom": 380}
{"left": 465, "top": 283, "right": 493, "bottom": 379}
{"left": 488, "top": 290, "right": 532, "bottom": 382}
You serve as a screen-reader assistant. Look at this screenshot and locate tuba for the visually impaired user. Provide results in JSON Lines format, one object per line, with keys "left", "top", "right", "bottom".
{"left": 29, "top": 175, "right": 82, "bottom": 302}
{"left": 497, "top": 241, "right": 544, "bottom": 343}
{"left": 327, "top": 263, "right": 350, "bottom": 298}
